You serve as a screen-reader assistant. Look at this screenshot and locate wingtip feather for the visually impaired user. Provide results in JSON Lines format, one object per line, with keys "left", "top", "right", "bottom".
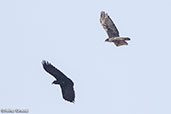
{"left": 42, "top": 60, "right": 50, "bottom": 65}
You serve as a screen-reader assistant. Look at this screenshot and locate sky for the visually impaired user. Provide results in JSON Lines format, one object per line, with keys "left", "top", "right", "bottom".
{"left": 0, "top": 0, "right": 171, "bottom": 114}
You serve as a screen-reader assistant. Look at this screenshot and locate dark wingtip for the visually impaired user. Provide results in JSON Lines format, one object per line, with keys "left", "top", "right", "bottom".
{"left": 42, "top": 60, "right": 50, "bottom": 64}
{"left": 126, "top": 38, "right": 131, "bottom": 41}
{"left": 41, "top": 60, "right": 51, "bottom": 68}
{"left": 42, "top": 60, "right": 47, "bottom": 66}
{"left": 42, "top": 60, "right": 46, "bottom": 64}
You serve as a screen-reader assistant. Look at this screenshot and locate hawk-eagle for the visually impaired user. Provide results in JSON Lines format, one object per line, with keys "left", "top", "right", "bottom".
{"left": 100, "top": 11, "right": 131, "bottom": 46}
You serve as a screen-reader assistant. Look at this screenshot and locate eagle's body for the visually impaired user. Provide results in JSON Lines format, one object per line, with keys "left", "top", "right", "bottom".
{"left": 42, "top": 60, "right": 75, "bottom": 103}
{"left": 105, "top": 37, "right": 130, "bottom": 46}
{"left": 100, "top": 11, "right": 131, "bottom": 47}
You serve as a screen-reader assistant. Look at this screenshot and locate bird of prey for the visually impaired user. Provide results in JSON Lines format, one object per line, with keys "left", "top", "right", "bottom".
{"left": 100, "top": 11, "right": 131, "bottom": 47}
{"left": 42, "top": 60, "right": 75, "bottom": 103}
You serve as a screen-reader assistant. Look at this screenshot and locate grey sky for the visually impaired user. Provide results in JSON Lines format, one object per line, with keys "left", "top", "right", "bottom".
{"left": 0, "top": 0, "right": 171, "bottom": 114}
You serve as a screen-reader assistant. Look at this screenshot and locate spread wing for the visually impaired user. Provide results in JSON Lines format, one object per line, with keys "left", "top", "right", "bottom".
{"left": 42, "top": 60, "right": 68, "bottom": 80}
{"left": 100, "top": 11, "right": 119, "bottom": 37}
{"left": 60, "top": 83, "right": 75, "bottom": 103}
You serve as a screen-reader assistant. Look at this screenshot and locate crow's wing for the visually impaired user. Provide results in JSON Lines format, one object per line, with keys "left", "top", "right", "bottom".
{"left": 100, "top": 11, "right": 119, "bottom": 37}
{"left": 42, "top": 60, "right": 68, "bottom": 80}
{"left": 60, "top": 82, "right": 75, "bottom": 103}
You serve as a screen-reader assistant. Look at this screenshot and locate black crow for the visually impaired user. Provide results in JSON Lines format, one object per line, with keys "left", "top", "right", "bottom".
{"left": 42, "top": 60, "right": 75, "bottom": 103}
